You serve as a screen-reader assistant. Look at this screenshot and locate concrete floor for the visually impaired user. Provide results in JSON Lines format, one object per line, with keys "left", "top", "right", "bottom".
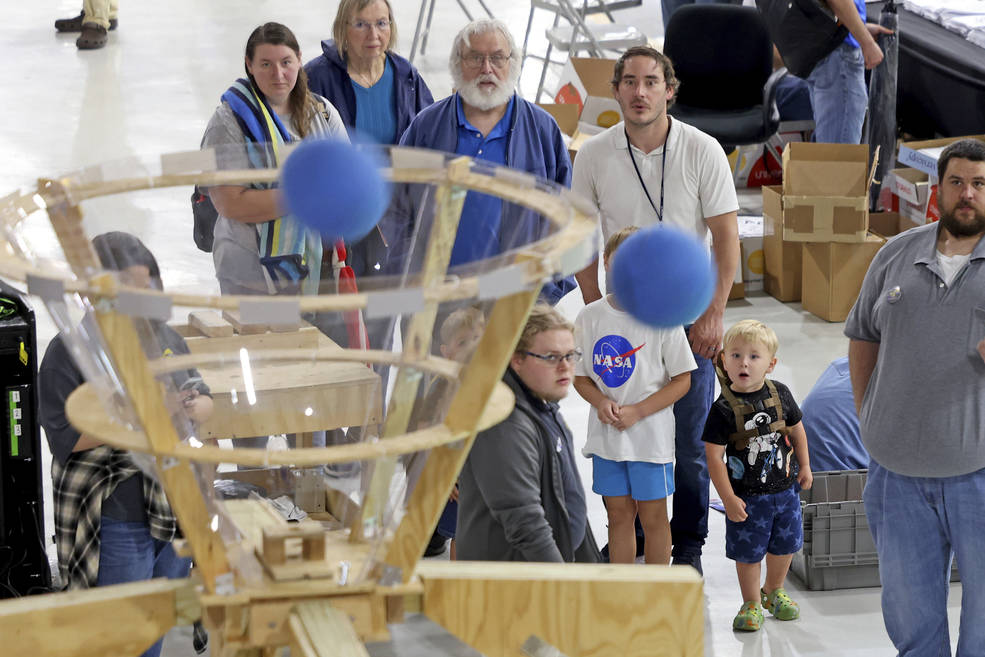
{"left": 5, "top": 1, "right": 963, "bottom": 656}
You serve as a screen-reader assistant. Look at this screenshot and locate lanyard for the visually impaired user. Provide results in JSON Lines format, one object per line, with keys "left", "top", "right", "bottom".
{"left": 625, "top": 117, "right": 671, "bottom": 222}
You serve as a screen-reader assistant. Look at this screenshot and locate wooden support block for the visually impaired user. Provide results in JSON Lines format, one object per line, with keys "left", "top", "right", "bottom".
{"left": 302, "top": 532, "right": 327, "bottom": 561}
{"left": 261, "top": 531, "right": 287, "bottom": 566}
{"left": 418, "top": 561, "right": 704, "bottom": 657}
{"left": 223, "top": 309, "right": 269, "bottom": 335}
{"left": 189, "top": 310, "right": 235, "bottom": 337}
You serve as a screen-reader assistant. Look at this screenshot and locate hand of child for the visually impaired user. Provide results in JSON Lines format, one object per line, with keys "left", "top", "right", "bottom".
{"left": 449, "top": 482, "right": 459, "bottom": 503}
{"left": 597, "top": 399, "right": 621, "bottom": 426}
{"left": 798, "top": 465, "right": 813, "bottom": 490}
{"left": 724, "top": 496, "right": 748, "bottom": 523}
{"left": 613, "top": 403, "right": 643, "bottom": 432}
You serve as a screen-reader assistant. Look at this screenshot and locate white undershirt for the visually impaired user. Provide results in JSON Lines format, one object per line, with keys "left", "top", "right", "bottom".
{"left": 936, "top": 250, "right": 970, "bottom": 286}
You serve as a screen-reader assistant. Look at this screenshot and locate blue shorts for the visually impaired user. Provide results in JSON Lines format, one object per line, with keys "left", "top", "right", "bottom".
{"left": 725, "top": 486, "right": 803, "bottom": 563}
{"left": 592, "top": 455, "right": 675, "bottom": 501}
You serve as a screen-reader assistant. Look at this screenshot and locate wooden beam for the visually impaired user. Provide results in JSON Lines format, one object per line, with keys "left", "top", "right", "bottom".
{"left": 0, "top": 578, "right": 199, "bottom": 657}
{"left": 38, "top": 178, "right": 100, "bottom": 277}
{"left": 93, "top": 309, "right": 231, "bottom": 592}
{"left": 382, "top": 288, "right": 539, "bottom": 582}
{"left": 418, "top": 561, "right": 705, "bottom": 657}
{"left": 287, "top": 600, "right": 371, "bottom": 657}
{"left": 353, "top": 157, "right": 471, "bottom": 542}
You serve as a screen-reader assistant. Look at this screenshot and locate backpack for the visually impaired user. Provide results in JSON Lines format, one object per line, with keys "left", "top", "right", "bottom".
{"left": 756, "top": 0, "right": 849, "bottom": 78}
{"left": 191, "top": 185, "right": 218, "bottom": 253}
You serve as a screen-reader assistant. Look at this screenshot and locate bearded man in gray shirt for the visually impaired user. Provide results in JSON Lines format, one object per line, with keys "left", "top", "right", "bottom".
{"left": 846, "top": 139, "right": 985, "bottom": 657}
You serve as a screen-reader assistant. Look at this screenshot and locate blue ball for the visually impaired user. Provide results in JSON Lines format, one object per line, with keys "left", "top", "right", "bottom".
{"left": 280, "top": 138, "right": 390, "bottom": 242}
{"left": 610, "top": 225, "right": 716, "bottom": 328}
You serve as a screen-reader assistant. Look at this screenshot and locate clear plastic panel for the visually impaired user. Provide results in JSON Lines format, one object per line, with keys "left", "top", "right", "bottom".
{"left": 0, "top": 143, "right": 592, "bottom": 591}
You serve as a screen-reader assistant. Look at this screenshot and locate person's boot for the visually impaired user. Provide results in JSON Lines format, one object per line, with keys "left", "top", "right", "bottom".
{"left": 55, "top": 11, "right": 117, "bottom": 32}
{"left": 192, "top": 620, "right": 209, "bottom": 654}
{"left": 76, "top": 23, "right": 108, "bottom": 50}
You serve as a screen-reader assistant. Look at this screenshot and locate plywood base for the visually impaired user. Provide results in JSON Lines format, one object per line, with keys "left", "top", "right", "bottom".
{"left": 418, "top": 561, "right": 704, "bottom": 657}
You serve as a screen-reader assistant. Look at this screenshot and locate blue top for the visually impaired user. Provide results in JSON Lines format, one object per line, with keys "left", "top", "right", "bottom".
{"left": 388, "top": 93, "right": 576, "bottom": 304}
{"left": 451, "top": 95, "right": 515, "bottom": 265}
{"left": 800, "top": 357, "right": 868, "bottom": 472}
{"left": 304, "top": 40, "right": 433, "bottom": 145}
{"left": 845, "top": 0, "right": 866, "bottom": 48}
{"left": 351, "top": 57, "right": 397, "bottom": 144}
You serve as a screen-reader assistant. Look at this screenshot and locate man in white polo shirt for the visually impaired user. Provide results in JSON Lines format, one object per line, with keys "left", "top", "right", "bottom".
{"left": 572, "top": 46, "right": 739, "bottom": 572}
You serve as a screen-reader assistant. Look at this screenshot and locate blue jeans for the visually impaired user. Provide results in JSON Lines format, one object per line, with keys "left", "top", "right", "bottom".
{"left": 864, "top": 462, "right": 985, "bottom": 657}
{"left": 670, "top": 341, "right": 714, "bottom": 559}
{"left": 97, "top": 517, "right": 192, "bottom": 657}
{"left": 806, "top": 42, "right": 868, "bottom": 144}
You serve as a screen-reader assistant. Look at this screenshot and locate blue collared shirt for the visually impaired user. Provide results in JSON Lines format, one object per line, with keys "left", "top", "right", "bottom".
{"left": 451, "top": 95, "right": 515, "bottom": 266}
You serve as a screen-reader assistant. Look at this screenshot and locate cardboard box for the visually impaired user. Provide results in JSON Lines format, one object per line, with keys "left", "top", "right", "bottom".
{"left": 779, "top": 143, "right": 874, "bottom": 242}
{"left": 762, "top": 185, "right": 803, "bottom": 302}
{"left": 539, "top": 102, "right": 581, "bottom": 161}
{"left": 737, "top": 215, "right": 765, "bottom": 291}
{"left": 887, "top": 167, "right": 930, "bottom": 206}
{"left": 730, "top": 121, "right": 813, "bottom": 188}
{"left": 729, "top": 266, "right": 745, "bottom": 300}
{"left": 553, "top": 57, "right": 621, "bottom": 135}
{"left": 802, "top": 234, "right": 884, "bottom": 322}
{"left": 897, "top": 135, "right": 985, "bottom": 177}
{"left": 868, "top": 211, "right": 905, "bottom": 238}
{"left": 883, "top": 167, "right": 939, "bottom": 227}
{"left": 741, "top": 236, "right": 765, "bottom": 291}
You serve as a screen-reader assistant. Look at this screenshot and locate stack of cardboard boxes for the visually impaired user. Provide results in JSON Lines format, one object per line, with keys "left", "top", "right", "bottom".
{"left": 762, "top": 143, "right": 885, "bottom": 322}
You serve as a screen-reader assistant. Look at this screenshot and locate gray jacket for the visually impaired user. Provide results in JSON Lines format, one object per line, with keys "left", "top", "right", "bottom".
{"left": 456, "top": 369, "right": 600, "bottom": 562}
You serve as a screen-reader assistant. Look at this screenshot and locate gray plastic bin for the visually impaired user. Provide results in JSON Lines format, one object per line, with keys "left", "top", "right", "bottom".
{"left": 790, "top": 470, "right": 960, "bottom": 591}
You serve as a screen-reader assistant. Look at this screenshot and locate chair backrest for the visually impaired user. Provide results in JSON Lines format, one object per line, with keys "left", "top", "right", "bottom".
{"left": 663, "top": 4, "right": 773, "bottom": 111}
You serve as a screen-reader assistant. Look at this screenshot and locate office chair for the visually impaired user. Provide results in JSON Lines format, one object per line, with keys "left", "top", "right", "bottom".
{"left": 663, "top": 4, "right": 787, "bottom": 156}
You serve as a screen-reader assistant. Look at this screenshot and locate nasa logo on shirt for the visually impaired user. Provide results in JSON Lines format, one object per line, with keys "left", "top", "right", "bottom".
{"left": 592, "top": 334, "right": 644, "bottom": 388}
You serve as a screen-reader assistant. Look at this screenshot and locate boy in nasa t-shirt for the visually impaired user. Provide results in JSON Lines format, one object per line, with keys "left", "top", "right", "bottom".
{"left": 573, "top": 227, "right": 697, "bottom": 565}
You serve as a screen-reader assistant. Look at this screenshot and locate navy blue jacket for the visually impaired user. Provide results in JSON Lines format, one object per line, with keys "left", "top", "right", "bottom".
{"left": 304, "top": 40, "right": 434, "bottom": 144}
{"left": 385, "top": 93, "right": 576, "bottom": 304}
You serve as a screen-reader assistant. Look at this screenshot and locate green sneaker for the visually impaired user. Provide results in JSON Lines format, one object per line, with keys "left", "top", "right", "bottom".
{"left": 732, "top": 601, "right": 764, "bottom": 631}
{"left": 761, "top": 587, "right": 800, "bottom": 620}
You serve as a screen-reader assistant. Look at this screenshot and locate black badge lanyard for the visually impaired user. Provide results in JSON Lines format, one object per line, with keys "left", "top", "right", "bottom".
{"left": 625, "top": 117, "right": 670, "bottom": 222}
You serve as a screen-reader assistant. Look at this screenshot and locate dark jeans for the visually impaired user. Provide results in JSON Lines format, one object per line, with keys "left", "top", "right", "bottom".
{"left": 97, "top": 517, "right": 191, "bottom": 657}
{"left": 670, "top": 335, "right": 714, "bottom": 559}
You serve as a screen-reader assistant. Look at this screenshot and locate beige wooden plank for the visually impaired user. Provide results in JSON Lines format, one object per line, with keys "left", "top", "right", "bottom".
{"left": 39, "top": 178, "right": 101, "bottom": 277}
{"left": 223, "top": 309, "right": 269, "bottom": 335}
{"left": 94, "top": 309, "right": 231, "bottom": 592}
{"left": 66, "top": 380, "right": 512, "bottom": 466}
{"left": 0, "top": 578, "right": 198, "bottom": 657}
{"left": 183, "top": 326, "right": 321, "bottom": 355}
{"left": 354, "top": 157, "right": 471, "bottom": 541}
{"left": 288, "top": 601, "right": 371, "bottom": 657}
{"left": 189, "top": 310, "right": 235, "bottom": 337}
{"left": 419, "top": 562, "right": 704, "bottom": 657}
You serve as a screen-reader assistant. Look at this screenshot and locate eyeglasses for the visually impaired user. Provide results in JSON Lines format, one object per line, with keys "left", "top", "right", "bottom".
{"left": 523, "top": 349, "right": 582, "bottom": 366}
{"left": 462, "top": 53, "right": 512, "bottom": 70}
{"left": 351, "top": 19, "right": 391, "bottom": 32}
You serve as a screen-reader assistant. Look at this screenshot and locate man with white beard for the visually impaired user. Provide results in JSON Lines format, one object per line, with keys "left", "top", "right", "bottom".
{"left": 385, "top": 18, "right": 574, "bottom": 304}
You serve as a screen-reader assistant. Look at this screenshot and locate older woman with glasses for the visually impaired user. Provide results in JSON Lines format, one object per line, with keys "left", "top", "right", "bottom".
{"left": 304, "top": 0, "right": 433, "bottom": 146}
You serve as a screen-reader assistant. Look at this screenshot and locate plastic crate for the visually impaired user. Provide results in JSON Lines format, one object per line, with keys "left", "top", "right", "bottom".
{"left": 790, "top": 469, "right": 960, "bottom": 591}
